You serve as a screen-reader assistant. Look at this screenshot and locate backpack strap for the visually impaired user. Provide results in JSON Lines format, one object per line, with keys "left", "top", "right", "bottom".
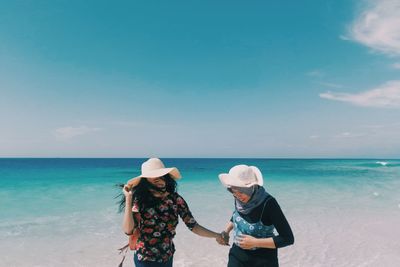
{"left": 117, "top": 243, "right": 129, "bottom": 267}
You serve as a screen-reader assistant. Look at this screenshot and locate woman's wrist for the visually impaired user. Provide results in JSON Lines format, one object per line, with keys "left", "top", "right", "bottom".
{"left": 125, "top": 196, "right": 133, "bottom": 208}
{"left": 207, "top": 229, "right": 220, "bottom": 238}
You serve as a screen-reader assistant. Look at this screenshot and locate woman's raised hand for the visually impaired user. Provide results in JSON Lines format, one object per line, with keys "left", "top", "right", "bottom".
{"left": 122, "top": 185, "right": 133, "bottom": 198}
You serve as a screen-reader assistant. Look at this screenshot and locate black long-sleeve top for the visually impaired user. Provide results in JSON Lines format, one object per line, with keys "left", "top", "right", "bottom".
{"left": 229, "top": 196, "right": 294, "bottom": 264}
{"left": 236, "top": 196, "right": 294, "bottom": 248}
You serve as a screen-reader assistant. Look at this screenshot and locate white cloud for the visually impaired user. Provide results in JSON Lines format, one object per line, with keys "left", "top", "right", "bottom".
{"left": 316, "top": 82, "right": 344, "bottom": 89}
{"left": 392, "top": 63, "right": 400, "bottom": 69}
{"left": 334, "top": 132, "right": 367, "bottom": 138}
{"left": 54, "top": 126, "right": 101, "bottom": 140}
{"left": 359, "top": 124, "right": 385, "bottom": 129}
{"left": 110, "top": 120, "right": 175, "bottom": 129}
{"left": 339, "top": 35, "right": 351, "bottom": 41}
{"left": 347, "top": 0, "right": 400, "bottom": 56}
{"left": 320, "top": 80, "right": 400, "bottom": 108}
{"left": 306, "top": 70, "right": 325, "bottom": 77}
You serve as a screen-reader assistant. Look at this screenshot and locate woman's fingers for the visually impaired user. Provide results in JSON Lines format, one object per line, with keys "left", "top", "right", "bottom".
{"left": 237, "top": 235, "right": 253, "bottom": 249}
{"left": 220, "top": 231, "right": 229, "bottom": 245}
{"left": 216, "top": 234, "right": 229, "bottom": 246}
{"left": 236, "top": 234, "right": 244, "bottom": 242}
{"left": 122, "top": 185, "right": 133, "bottom": 197}
{"left": 237, "top": 234, "right": 250, "bottom": 241}
{"left": 221, "top": 231, "right": 230, "bottom": 244}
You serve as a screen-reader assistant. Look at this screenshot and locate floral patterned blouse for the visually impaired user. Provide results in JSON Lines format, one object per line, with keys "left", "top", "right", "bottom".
{"left": 132, "top": 192, "right": 197, "bottom": 263}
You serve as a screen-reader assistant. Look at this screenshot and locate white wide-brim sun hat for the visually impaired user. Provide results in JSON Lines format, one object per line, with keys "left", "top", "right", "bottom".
{"left": 219, "top": 164, "right": 263, "bottom": 188}
{"left": 126, "top": 158, "right": 181, "bottom": 189}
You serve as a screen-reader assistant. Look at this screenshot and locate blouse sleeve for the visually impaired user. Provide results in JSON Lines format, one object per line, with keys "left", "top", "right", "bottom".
{"left": 263, "top": 198, "right": 294, "bottom": 248}
{"left": 175, "top": 194, "right": 197, "bottom": 230}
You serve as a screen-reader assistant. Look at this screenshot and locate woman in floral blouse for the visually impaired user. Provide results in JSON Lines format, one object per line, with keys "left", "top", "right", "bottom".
{"left": 121, "top": 158, "right": 226, "bottom": 267}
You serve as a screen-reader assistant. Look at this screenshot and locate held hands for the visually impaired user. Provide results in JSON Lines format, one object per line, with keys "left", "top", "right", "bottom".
{"left": 236, "top": 234, "right": 259, "bottom": 250}
{"left": 216, "top": 231, "right": 230, "bottom": 246}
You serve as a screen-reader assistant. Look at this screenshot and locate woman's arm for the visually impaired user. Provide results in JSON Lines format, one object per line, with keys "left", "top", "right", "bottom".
{"left": 122, "top": 186, "right": 136, "bottom": 235}
{"left": 219, "top": 221, "right": 233, "bottom": 245}
{"left": 222, "top": 221, "right": 233, "bottom": 235}
{"left": 191, "top": 223, "right": 220, "bottom": 238}
{"left": 192, "top": 223, "right": 229, "bottom": 246}
{"left": 267, "top": 198, "right": 294, "bottom": 248}
{"left": 175, "top": 194, "right": 226, "bottom": 244}
{"left": 237, "top": 235, "right": 276, "bottom": 249}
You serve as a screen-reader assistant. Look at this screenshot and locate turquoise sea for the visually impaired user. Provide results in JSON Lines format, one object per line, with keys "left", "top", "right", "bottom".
{"left": 1, "top": 158, "right": 400, "bottom": 267}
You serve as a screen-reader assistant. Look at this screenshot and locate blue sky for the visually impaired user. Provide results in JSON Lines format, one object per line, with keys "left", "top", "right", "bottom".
{"left": 1, "top": 0, "right": 400, "bottom": 158}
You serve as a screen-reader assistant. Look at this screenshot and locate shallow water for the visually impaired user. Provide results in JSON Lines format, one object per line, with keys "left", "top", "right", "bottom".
{"left": 1, "top": 158, "right": 399, "bottom": 267}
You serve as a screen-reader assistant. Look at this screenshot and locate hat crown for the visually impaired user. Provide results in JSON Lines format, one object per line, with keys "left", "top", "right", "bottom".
{"left": 141, "top": 158, "right": 166, "bottom": 173}
{"left": 230, "top": 165, "right": 257, "bottom": 185}
{"left": 219, "top": 164, "right": 263, "bottom": 188}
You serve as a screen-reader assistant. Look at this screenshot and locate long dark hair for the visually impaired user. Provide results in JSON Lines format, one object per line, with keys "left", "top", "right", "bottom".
{"left": 116, "top": 174, "right": 177, "bottom": 212}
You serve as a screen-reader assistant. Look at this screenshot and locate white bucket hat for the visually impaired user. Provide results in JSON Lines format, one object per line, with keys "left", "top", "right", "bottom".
{"left": 126, "top": 158, "right": 181, "bottom": 189}
{"left": 219, "top": 164, "right": 263, "bottom": 188}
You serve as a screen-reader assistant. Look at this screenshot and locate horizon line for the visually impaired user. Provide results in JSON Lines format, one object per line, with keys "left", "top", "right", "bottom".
{"left": 0, "top": 157, "right": 399, "bottom": 160}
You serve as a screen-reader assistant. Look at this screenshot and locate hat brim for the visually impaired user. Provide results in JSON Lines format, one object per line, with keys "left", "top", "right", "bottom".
{"left": 126, "top": 167, "right": 181, "bottom": 189}
{"left": 219, "top": 166, "right": 263, "bottom": 188}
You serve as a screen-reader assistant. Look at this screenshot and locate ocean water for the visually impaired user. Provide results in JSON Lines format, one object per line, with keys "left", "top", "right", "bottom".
{"left": 0, "top": 158, "right": 399, "bottom": 267}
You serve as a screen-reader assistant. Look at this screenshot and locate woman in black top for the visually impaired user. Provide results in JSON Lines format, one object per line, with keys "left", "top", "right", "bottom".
{"left": 218, "top": 164, "right": 294, "bottom": 267}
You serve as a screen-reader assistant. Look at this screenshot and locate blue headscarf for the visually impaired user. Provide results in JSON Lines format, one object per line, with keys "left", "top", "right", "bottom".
{"left": 233, "top": 185, "right": 269, "bottom": 214}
